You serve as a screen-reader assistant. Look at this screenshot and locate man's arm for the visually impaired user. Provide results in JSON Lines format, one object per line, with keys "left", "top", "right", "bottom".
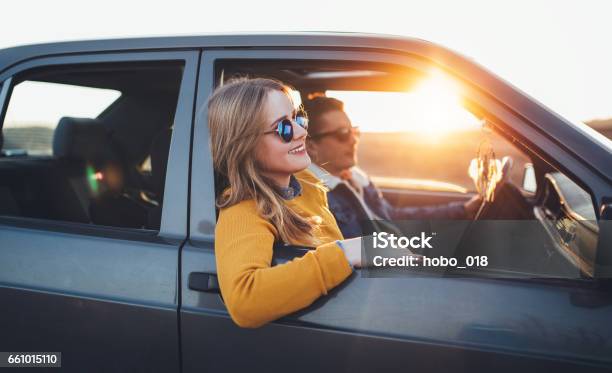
{"left": 363, "top": 182, "right": 468, "bottom": 220}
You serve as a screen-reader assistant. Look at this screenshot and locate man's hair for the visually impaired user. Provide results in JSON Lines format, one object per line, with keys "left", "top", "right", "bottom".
{"left": 303, "top": 96, "right": 344, "bottom": 135}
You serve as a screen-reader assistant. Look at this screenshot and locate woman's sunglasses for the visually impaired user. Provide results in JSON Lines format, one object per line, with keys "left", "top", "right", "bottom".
{"left": 263, "top": 110, "right": 309, "bottom": 143}
{"left": 308, "top": 126, "right": 360, "bottom": 142}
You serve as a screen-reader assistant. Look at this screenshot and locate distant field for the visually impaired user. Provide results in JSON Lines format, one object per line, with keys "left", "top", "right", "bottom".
{"left": 357, "top": 130, "right": 532, "bottom": 192}
{"left": 2, "top": 124, "right": 54, "bottom": 155}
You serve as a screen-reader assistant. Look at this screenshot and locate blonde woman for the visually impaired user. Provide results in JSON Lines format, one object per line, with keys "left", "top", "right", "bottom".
{"left": 208, "top": 78, "right": 362, "bottom": 328}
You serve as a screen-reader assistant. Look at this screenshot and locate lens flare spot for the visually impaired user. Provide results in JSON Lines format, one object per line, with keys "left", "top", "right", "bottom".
{"left": 86, "top": 165, "right": 99, "bottom": 195}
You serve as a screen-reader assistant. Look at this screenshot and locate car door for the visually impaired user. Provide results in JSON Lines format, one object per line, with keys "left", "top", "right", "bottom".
{"left": 0, "top": 50, "right": 198, "bottom": 372}
{"left": 180, "top": 46, "right": 612, "bottom": 372}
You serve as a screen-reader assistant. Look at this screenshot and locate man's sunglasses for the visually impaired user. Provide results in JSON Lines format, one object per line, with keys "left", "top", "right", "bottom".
{"left": 308, "top": 126, "right": 360, "bottom": 142}
{"left": 263, "top": 110, "right": 309, "bottom": 143}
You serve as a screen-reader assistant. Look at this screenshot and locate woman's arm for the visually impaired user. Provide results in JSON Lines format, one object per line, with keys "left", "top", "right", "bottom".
{"left": 215, "top": 205, "right": 353, "bottom": 328}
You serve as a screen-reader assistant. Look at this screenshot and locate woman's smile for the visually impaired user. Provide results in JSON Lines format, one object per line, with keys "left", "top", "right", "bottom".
{"left": 288, "top": 143, "right": 306, "bottom": 155}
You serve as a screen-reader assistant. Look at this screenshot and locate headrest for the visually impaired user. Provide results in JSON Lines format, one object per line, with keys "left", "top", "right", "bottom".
{"left": 53, "top": 117, "right": 118, "bottom": 163}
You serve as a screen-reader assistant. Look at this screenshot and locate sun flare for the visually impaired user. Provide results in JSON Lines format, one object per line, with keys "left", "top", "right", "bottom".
{"left": 408, "top": 71, "right": 478, "bottom": 137}
{"left": 326, "top": 70, "right": 480, "bottom": 138}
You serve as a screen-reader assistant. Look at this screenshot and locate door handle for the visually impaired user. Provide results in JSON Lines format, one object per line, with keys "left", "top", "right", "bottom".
{"left": 188, "top": 272, "right": 220, "bottom": 293}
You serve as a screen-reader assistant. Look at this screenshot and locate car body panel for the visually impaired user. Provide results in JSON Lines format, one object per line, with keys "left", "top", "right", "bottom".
{"left": 0, "top": 50, "right": 199, "bottom": 372}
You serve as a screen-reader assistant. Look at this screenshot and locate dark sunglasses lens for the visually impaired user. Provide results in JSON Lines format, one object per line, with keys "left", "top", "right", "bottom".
{"left": 278, "top": 119, "right": 293, "bottom": 142}
{"left": 295, "top": 115, "right": 308, "bottom": 129}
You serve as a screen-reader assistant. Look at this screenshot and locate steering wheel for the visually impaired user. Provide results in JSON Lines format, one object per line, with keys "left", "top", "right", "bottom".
{"left": 473, "top": 155, "right": 514, "bottom": 220}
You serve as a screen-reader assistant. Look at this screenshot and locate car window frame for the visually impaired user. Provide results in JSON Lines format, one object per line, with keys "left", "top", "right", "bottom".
{"left": 2, "top": 80, "right": 123, "bottom": 156}
{"left": 0, "top": 50, "right": 199, "bottom": 241}
{"left": 0, "top": 77, "right": 12, "bottom": 125}
{"left": 190, "top": 47, "right": 612, "bottom": 282}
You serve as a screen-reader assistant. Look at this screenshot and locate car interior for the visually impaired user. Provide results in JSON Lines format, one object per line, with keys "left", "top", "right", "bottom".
{"left": 0, "top": 61, "right": 184, "bottom": 231}
{"left": 216, "top": 60, "right": 464, "bottom": 205}
{"left": 216, "top": 60, "right": 532, "bottom": 207}
{"left": 216, "top": 59, "right": 600, "bottom": 279}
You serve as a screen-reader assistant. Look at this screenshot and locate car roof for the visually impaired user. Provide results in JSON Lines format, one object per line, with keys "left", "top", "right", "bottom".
{"left": 0, "top": 32, "right": 444, "bottom": 72}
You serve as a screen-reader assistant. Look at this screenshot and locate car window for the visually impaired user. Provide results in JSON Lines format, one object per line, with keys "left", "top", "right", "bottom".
{"left": 3, "top": 81, "right": 120, "bottom": 156}
{"left": 216, "top": 60, "right": 605, "bottom": 277}
{"left": 326, "top": 87, "right": 533, "bottom": 193}
{"left": 550, "top": 172, "right": 597, "bottom": 220}
{"left": 0, "top": 61, "right": 184, "bottom": 231}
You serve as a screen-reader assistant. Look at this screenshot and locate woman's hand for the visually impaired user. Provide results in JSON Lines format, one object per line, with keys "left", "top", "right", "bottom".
{"left": 337, "top": 236, "right": 425, "bottom": 268}
{"left": 337, "top": 237, "right": 363, "bottom": 268}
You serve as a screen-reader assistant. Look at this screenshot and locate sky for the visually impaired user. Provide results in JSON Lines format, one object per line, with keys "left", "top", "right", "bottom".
{"left": 1, "top": 0, "right": 611, "bottom": 124}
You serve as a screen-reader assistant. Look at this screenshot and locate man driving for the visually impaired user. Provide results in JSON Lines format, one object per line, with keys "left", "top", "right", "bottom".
{"left": 304, "top": 96, "right": 482, "bottom": 238}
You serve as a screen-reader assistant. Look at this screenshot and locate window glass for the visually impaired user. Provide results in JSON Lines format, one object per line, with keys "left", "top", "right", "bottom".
{"left": 214, "top": 60, "right": 604, "bottom": 278}
{"left": 326, "top": 87, "right": 532, "bottom": 193}
{"left": 0, "top": 61, "right": 184, "bottom": 231}
{"left": 3, "top": 82, "right": 120, "bottom": 156}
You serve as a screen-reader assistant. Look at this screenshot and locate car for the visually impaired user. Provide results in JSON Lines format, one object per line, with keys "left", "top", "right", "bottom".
{"left": 0, "top": 33, "right": 610, "bottom": 372}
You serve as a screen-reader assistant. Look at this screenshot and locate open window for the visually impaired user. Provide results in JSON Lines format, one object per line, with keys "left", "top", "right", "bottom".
{"left": 215, "top": 58, "right": 600, "bottom": 279}
{"left": 217, "top": 60, "right": 535, "bottom": 209}
{"left": 0, "top": 61, "right": 184, "bottom": 231}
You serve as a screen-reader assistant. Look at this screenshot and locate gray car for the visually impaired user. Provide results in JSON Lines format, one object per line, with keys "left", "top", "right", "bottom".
{"left": 0, "top": 33, "right": 611, "bottom": 372}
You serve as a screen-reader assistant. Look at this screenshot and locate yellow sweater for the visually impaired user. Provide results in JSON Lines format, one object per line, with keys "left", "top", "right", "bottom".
{"left": 215, "top": 169, "right": 353, "bottom": 328}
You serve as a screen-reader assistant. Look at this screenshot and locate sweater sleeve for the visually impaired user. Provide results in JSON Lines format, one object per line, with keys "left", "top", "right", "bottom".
{"left": 214, "top": 204, "right": 353, "bottom": 328}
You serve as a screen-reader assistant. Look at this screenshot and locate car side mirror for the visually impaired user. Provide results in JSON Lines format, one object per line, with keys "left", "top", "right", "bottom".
{"left": 522, "top": 163, "right": 537, "bottom": 193}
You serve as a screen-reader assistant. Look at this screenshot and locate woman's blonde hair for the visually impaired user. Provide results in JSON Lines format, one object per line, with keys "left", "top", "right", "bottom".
{"left": 208, "top": 77, "right": 319, "bottom": 245}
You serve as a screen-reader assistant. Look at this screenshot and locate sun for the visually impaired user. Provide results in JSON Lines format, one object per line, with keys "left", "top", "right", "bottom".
{"left": 325, "top": 70, "right": 480, "bottom": 137}
{"left": 407, "top": 70, "right": 479, "bottom": 138}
